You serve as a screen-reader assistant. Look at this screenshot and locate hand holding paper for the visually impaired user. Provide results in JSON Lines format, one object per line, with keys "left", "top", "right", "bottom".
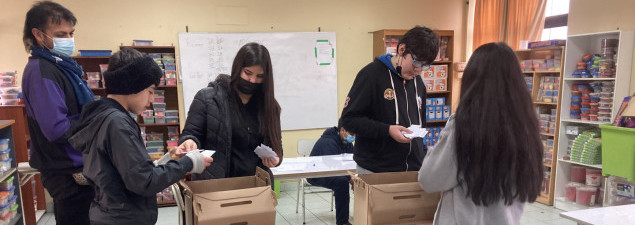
{"left": 254, "top": 144, "right": 278, "bottom": 158}
{"left": 401, "top": 125, "right": 428, "bottom": 139}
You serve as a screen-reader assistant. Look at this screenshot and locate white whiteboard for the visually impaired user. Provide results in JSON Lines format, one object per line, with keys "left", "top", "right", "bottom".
{"left": 178, "top": 32, "right": 338, "bottom": 130}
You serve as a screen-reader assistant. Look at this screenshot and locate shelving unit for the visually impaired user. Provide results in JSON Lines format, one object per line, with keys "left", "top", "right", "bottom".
{"left": 0, "top": 120, "right": 24, "bottom": 225}
{"left": 554, "top": 30, "right": 634, "bottom": 211}
{"left": 372, "top": 29, "right": 455, "bottom": 146}
{"left": 0, "top": 106, "right": 46, "bottom": 225}
{"left": 515, "top": 46, "right": 565, "bottom": 206}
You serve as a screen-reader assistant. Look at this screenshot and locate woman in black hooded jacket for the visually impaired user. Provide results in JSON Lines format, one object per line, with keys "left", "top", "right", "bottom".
{"left": 176, "top": 42, "right": 283, "bottom": 181}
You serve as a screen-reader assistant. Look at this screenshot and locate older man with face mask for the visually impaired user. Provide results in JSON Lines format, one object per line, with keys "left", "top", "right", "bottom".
{"left": 21, "top": 1, "right": 94, "bottom": 224}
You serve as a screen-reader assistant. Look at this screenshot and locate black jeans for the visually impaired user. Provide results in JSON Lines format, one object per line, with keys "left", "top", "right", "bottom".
{"left": 307, "top": 176, "right": 351, "bottom": 225}
{"left": 41, "top": 173, "right": 94, "bottom": 225}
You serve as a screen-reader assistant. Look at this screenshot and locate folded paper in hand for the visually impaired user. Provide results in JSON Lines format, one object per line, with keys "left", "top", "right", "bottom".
{"left": 198, "top": 149, "right": 216, "bottom": 157}
{"left": 254, "top": 144, "right": 277, "bottom": 159}
{"left": 401, "top": 125, "right": 428, "bottom": 139}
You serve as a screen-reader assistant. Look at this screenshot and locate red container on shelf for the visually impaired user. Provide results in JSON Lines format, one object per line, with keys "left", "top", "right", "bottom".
{"left": 586, "top": 169, "right": 602, "bottom": 186}
{"left": 576, "top": 186, "right": 599, "bottom": 206}
{"left": 571, "top": 166, "right": 586, "bottom": 182}
{"left": 566, "top": 182, "right": 583, "bottom": 201}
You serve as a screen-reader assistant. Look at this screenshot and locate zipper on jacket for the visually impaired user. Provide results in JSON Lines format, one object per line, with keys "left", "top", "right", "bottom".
{"left": 403, "top": 81, "right": 413, "bottom": 171}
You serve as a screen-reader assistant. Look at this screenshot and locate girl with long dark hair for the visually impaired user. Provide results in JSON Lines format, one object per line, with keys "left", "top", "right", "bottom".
{"left": 418, "top": 42, "right": 543, "bottom": 225}
{"left": 177, "top": 42, "right": 283, "bottom": 181}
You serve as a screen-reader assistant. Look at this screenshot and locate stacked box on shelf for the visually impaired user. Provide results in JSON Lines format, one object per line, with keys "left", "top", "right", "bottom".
{"left": 425, "top": 97, "right": 450, "bottom": 122}
{"left": 538, "top": 109, "right": 558, "bottom": 135}
{"left": 423, "top": 127, "right": 442, "bottom": 147}
{"left": 86, "top": 72, "right": 101, "bottom": 88}
{"left": 156, "top": 186, "right": 175, "bottom": 204}
{"left": 569, "top": 130, "right": 601, "bottom": 164}
{"left": 146, "top": 132, "right": 164, "bottom": 158}
{"left": 519, "top": 49, "right": 562, "bottom": 72}
{"left": 570, "top": 81, "right": 614, "bottom": 122}
{"left": 524, "top": 76, "right": 533, "bottom": 92}
{"left": 542, "top": 136, "right": 554, "bottom": 164}
{"left": 166, "top": 126, "right": 179, "bottom": 153}
{"left": 0, "top": 71, "right": 20, "bottom": 106}
{"left": 537, "top": 76, "right": 560, "bottom": 103}
{"left": 570, "top": 39, "right": 619, "bottom": 79}
{"left": 148, "top": 53, "right": 177, "bottom": 86}
{"left": 422, "top": 65, "right": 448, "bottom": 92}
{"left": 384, "top": 36, "right": 400, "bottom": 56}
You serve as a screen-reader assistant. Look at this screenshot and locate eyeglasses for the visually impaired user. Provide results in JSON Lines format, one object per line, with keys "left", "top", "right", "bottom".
{"left": 409, "top": 50, "right": 431, "bottom": 71}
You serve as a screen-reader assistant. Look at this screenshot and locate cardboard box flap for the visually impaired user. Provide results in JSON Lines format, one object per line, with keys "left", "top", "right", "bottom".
{"left": 194, "top": 185, "right": 275, "bottom": 202}
{"left": 356, "top": 171, "right": 419, "bottom": 185}
{"left": 193, "top": 186, "right": 277, "bottom": 224}
{"left": 181, "top": 167, "right": 270, "bottom": 194}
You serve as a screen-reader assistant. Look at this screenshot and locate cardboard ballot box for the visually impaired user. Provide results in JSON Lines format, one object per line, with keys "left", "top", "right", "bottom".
{"left": 352, "top": 171, "right": 440, "bottom": 225}
{"left": 179, "top": 167, "right": 277, "bottom": 225}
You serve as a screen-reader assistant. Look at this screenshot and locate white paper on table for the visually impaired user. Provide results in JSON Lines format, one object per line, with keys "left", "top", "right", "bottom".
{"left": 274, "top": 163, "right": 307, "bottom": 172}
{"left": 333, "top": 153, "right": 354, "bottom": 161}
{"left": 254, "top": 144, "right": 278, "bottom": 159}
{"left": 402, "top": 125, "right": 428, "bottom": 139}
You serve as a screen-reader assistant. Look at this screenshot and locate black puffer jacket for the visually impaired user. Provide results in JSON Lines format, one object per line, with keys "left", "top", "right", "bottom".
{"left": 69, "top": 98, "right": 193, "bottom": 225}
{"left": 179, "top": 74, "right": 283, "bottom": 180}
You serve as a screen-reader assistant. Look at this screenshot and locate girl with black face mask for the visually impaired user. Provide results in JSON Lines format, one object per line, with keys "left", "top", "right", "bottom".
{"left": 176, "top": 43, "right": 283, "bottom": 184}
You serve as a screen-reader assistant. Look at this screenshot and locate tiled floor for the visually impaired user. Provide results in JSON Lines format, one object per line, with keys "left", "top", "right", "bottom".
{"left": 37, "top": 182, "right": 577, "bottom": 225}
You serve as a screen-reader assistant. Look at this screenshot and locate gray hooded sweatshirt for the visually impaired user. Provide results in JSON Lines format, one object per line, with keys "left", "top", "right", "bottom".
{"left": 418, "top": 115, "right": 525, "bottom": 225}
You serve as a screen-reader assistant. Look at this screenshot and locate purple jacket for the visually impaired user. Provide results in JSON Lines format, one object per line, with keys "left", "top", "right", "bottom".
{"left": 22, "top": 56, "right": 84, "bottom": 174}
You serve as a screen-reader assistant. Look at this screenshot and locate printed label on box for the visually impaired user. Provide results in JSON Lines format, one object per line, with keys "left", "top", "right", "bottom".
{"left": 422, "top": 70, "right": 434, "bottom": 79}
{"left": 435, "top": 106, "right": 443, "bottom": 120}
{"left": 434, "top": 78, "right": 447, "bottom": 91}
{"left": 443, "top": 105, "right": 450, "bottom": 120}
{"left": 435, "top": 65, "right": 448, "bottom": 78}
{"left": 434, "top": 97, "right": 445, "bottom": 106}
{"left": 427, "top": 106, "right": 436, "bottom": 121}
{"left": 423, "top": 79, "right": 434, "bottom": 91}
{"left": 426, "top": 98, "right": 432, "bottom": 106}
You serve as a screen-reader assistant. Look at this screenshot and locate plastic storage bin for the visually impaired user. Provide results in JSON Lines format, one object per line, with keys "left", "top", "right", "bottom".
{"left": 0, "top": 158, "right": 11, "bottom": 172}
{"left": 0, "top": 192, "right": 7, "bottom": 206}
{"left": 0, "top": 203, "right": 9, "bottom": 218}
{"left": 0, "top": 99, "right": 19, "bottom": 106}
{"left": 0, "top": 139, "right": 7, "bottom": 151}
{"left": 155, "top": 116, "right": 166, "bottom": 124}
{"left": 600, "top": 124, "right": 635, "bottom": 181}
{"left": 0, "top": 149, "right": 9, "bottom": 161}
{"left": 165, "top": 110, "right": 178, "bottom": 117}
{"left": 0, "top": 176, "right": 12, "bottom": 191}
{"left": 576, "top": 186, "right": 599, "bottom": 206}
{"left": 7, "top": 195, "right": 15, "bottom": 208}
{"left": 165, "top": 116, "right": 178, "bottom": 123}
{"left": 0, "top": 87, "right": 19, "bottom": 94}
{"left": 133, "top": 40, "right": 153, "bottom": 46}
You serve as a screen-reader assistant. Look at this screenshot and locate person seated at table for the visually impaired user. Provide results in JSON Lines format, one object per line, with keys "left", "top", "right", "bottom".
{"left": 306, "top": 119, "right": 355, "bottom": 225}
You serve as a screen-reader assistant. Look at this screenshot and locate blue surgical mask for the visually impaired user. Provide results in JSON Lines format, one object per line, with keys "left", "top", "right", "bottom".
{"left": 41, "top": 31, "right": 75, "bottom": 57}
{"left": 345, "top": 135, "right": 355, "bottom": 144}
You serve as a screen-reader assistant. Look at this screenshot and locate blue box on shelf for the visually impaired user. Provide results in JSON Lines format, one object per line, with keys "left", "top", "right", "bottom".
{"left": 78, "top": 50, "right": 112, "bottom": 57}
{"left": 528, "top": 40, "right": 566, "bottom": 49}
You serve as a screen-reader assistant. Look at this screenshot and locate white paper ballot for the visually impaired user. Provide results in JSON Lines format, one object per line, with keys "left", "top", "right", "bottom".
{"left": 254, "top": 144, "right": 278, "bottom": 159}
{"left": 198, "top": 150, "right": 216, "bottom": 157}
{"left": 402, "top": 125, "right": 428, "bottom": 139}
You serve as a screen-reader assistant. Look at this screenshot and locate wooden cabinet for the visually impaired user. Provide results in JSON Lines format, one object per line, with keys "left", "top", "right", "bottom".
{"left": 0, "top": 120, "right": 25, "bottom": 225}
{"left": 515, "top": 46, "right": 565, "bottom": 205}
{"left": 0, "top": 106, "right": 46, "bottom": 225}
{"left": 372, "top": 29, "right": 455, "bottom": 146}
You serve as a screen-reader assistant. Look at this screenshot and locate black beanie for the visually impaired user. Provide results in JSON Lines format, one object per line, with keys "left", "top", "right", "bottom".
{"left": 104, "top": 56, "right": 162, "bottom": 95}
